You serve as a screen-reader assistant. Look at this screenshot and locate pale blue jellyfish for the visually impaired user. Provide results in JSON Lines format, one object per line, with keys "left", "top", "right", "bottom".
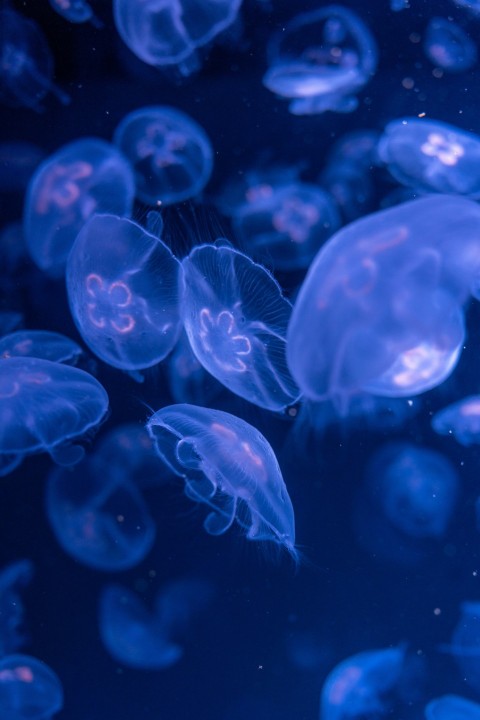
{"left": 0, "top": 560, "right": 33, "bottom": 657}
{"left": 146, "top": 404, "right": 297, "bottom": 559}
{"left": 263, "top": 5, "right": 378, "bottom": 115}
{"left": 24, "top": 138, "right": 135, "bottom": 277}
{"left": 114, "top": 106, "right": 213, "bottom": 206}
{"left": 424, "top": 17, "right": 477, "bottom": 73}
{"left": 425, "top": 695, "right": 480, "bottom": 720}
{"left": 181, "top": 243, "right": 300, "bottom": 411}
{"left": 66, "top": 214, "right": 183, "bottom": 373}
{"left": 48, "top": 0, "right": 102, "bottom": 28}
{"left": 0, "top": 654, "right": 63, "bottom": 719}
{"left": 0, "top": 330, "right": 82, "bottom": 365}
{"left": 432, "top": 395, "right": 480, "bottom": 446}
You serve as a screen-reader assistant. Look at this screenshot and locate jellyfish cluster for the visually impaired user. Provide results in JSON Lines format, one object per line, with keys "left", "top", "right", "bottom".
{"left": 3, "top": 0, "right": 480, "bottom": 718}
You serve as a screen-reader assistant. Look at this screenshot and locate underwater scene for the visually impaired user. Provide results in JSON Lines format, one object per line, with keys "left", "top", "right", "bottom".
{"left": 2, "top": 0, "right": 480, "bottom": 718}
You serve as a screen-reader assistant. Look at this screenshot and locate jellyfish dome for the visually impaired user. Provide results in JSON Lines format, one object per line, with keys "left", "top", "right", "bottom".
{"left": 0, "top": 654, "right": 63, "bottom": 720}
{"left": 263, "top": 5, "right": 378, "bottom": 115}
{"left": 0, "top": 330, "right": 83, "bottom": 365}
{"left": 425, "top": 694, "right": 480, "bottom": 720}
{"left": 432, "top": 395, "right": 480, "bottom": 446}
{"left": 66, "top": 213, "right": 183, "bottom": 373}
{"left": 146, "top": 403, "right": 297, "bottom": 560}
{"left": 23, "top": 138, "right": 135, "bottom": 277}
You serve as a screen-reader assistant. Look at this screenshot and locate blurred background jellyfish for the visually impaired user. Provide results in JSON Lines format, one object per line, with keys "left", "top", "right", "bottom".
{"left": 146, "top": 404, "right": 297, "bottom": 559}
{"left": 114, "top": 106, "right": 213, "bottom": 206}
{"left": 377, "top": 118, "right": 480, "bottom": 198}
{"left": 0, "top": 654, "right": 63, "bottom": 719}
{"left": 23, "top": 138, "right": 135, "bottom": 277}
{"left": 66, "top": 213, "right": 183, "bottom": 374}
{"left": 0, "top": 330, "right": 82, "bottom": 365}
{"left": 263, "top": 5, "right": 378, "bottom": 115}
{"left": 99, "top": 577, "right": 214, "bottom": 669}
{"left": 48, "top": 0, "right": 103, "bottom": 28}
{"left": 0, "top": 357, "right": 108, "bottom": 476}
{"left": 0, "top": 560, "right": 33, "bottom": 657}
{"left": 0, "top": 8, "right": 69, "bottom": 112}
{"left": 181, "top": 243, "right": 300, "bottom": 411}
{"left": 432, "top": 395, "right": 480, "bottom": 446}
{"left": 425, "top": 694, "right": 480, "bottom": 719}
{"left": 424, "top": 17, "right": 477, "bottom": 73}
{"left": 442, "top": 601, "right": 480, "bottom": 694}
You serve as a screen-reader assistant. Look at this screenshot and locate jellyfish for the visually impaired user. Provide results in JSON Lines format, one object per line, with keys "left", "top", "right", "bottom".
{"left": 99, "top": 577, "right": 213, "bottom": 669}
{"left": 23, "top": 138, "right": 135, "bottom": 277}
{"left": 287, "top": 195, "right": 480, "bottom": 404}
{"left": 66, "top": 213, "right": 183, "bottom": 374}
{"left": 0, "top": 8, "right": 69, "bottom": 112}
{"left": 45, "top": 456, "right": 156, "bottom": 571}
{"left": 425, "top": 695, "right": 480, "bottom": 720}
{"left": 320, "top": 646, "right": 407, "bottom": 720}
{"left": 181, "top": 243, "right": 300, "bottom": 411}
{"left": 0, "top": 357, "right": 108, "bottom": 476}
{"left": 146, "top": 403, "right": 297, "bottom": 559}
{"left": 442, "top": 602, "right": 480, "bottom": 694}
{"left": 0, "top": 654, "right": 63, "bottom": 720}
{"left": 0, "top": 560, "right": 33, "bottom": 657}
{"left": 263, "top": 5, "right": 378, "bottom": 115}
{"left": 377, "top": 118, "right": 480, "bottom": 198}
{"left": 48, "top": 0, "right": 102, "bottom": 28}
{"left": 113, "top": 0, "right": 243, "bottom": 77}
{"left": 113, "top": 106, "right": 213, "bottom": 206}
{"left": 424, "top": 17, "right": 477, "bottom": 73}
{"left": 431, "top": 395, "right": 480, "bottom": 446}
{"left": 0, "top": 330, "right": 83, "bottom": 365}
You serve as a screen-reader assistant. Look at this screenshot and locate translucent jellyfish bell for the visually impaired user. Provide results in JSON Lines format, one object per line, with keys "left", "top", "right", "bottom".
{"left": 49, "top": 0, "right": 103, "bottom": 28}
{"left": 424, "top": 17, "right": 477, "bottom": 73}
{"left": 432, "top": 395, "right": 480, "bottom": 446}
{"left": 263, "top": 5, "right": 378, "bottom": 115}
{"left": 146, "top": 404, "right": 297, "bottom": 560}
{"left": 0, "top": 560, "right": 33, "bottom": 656}
{"left": 425, "top": 694, "right": 480, "bottom": 720}
{"left": 442, "top": 601, "right": 480, "bottom": 693}
{"left": 0, "top": 655, "right": 63, "bottom": 720}
{"left": 66, "top": 214, "right": 183, "bottom": 373}
{"left": 0, "top": 330, "right": 83, "bottom": 365}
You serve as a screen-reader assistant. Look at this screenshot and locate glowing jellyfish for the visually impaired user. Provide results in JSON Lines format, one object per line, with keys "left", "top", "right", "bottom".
{"left": 442, "top": 602, "right": 480, "bottom": 693}
{"left": 45, "top": 456, "right": 156, "bottom": 571}
{"left": 320, "top": 646, "right": 406, "bottom": 720}
{"left": 0, "top": 560, "right": 33, "bottom": 656}
{"left": 287, "top": 195, "right": 480, "bottom": 404}
{"left": 0, "top": 357, "right": 108, "bottom": 476}
{"left": 48, "top": 0, "right": 102, "bottom": 27}
{"left": 0, "top": 654, "right": 63, "bottom": 719}
{"left": 425, "top": 695, "right": 480, "bottom": 720}
{"left": 66, "top": 213, "right": 183, "bottom": 373}
{"left": 146, "top": 403, "right": 297, "bottom": 559}
{"left": 181, "top": 243, "right": 300, "bottom": 411}
{"left": 99, "top": 577, "right": 213, "bottom": 669}
{"left": 114, "top": 106, "right": 213, "bottom": 206}
{"left": 377, "top": 118, "right": 480, "bottom": 198}
{"left": 431, "top": 395, "right": 480, "bottom": 446}
{"left": 0, "top": 8, "right": 69, "bottom": 112}
{"left": 0, "top": 330, "right": 82, "bottom": 365}
{"left": 113, "top": 0, "right": 243, "bottom": 76}
{"left": 263, "top": 5, "right": 378, "bottom": 115}
{"left": 23, "top": 138, "right": 135, "bottom": 277}
{"left": 366, "top": 443, "right": 459, "bottom": 539}
{"left": 424, "top": 17, "right": 477, "bottom": 73}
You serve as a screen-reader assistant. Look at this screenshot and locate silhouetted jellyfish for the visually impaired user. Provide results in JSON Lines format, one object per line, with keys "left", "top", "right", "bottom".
{"left": 377, "top": 118, "right": 480, "bottom": 198}
{"left": 442, "top": 602, "right": 480, "bottom": 694}
{"left": 23, "top": 138, "right": 135, "bottom": 277}
{"left": 113, "top": 106, "right": 213, "bottom": 206}
{"left": 113, "top": 0, "right": 243, "bottom": 77}
{"left": 45, "top": 456, "right": 156, "bottom": 571}
{"left": 425, "top": 694, "right": 480, "bottom": 719}
{"left": 165, "top": 330, "right": 224, "bottom": 406}
{"left": 66, "top": 213, "right": 183, "bottom": 374}
{"left": 146, "top": 404, "right": 297, "bottom": 559}
{"left": 320, "top": 646, "right": 406, "bottom": 720}
{"left": 431, "top": 395, "right": 480, "bottom": 446}
{"left": 0, "top": 330, "right": 82, "bottom": 365}
{"left": 181, "top": 243, "right": 300, "bottom": 410}
{"left": 0, "top": 654, "right": 63, "bottom": 719}
{"left": 0, "top": 357, "right": 108, "bottom": 476}
{"left": 263, "top": 5, "right": 378, "bottom": 115}
{"left": 99, "top": 577, "right": 213, "bottom": 669}
{"left": 0, "top": 8, "right": 69, "bottom": 112}
{"left": 366, "top": 443, "right": 459, "bottom": 539}
{"left": 49, "top": 0, "right": 102, "bottom": 28}
{"left": 287, "top": 195, "right": 480, "bottom": 404}
{"left": 0, "top": 560, "right": 33, "bottom": 657}
{"left": 424, "top": 18, "right": 477, "bottom": 73}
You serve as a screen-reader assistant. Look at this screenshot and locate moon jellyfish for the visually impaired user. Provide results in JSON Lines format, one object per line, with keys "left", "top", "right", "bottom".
{"left": 48, "top": 0, "right": 102, "bottom": 28}
{"left": 23, "top": 138, "right": 135, "bottom": 277}
{"left": 181, "top": 243, "right": 300, "bottom": 410}
{"left": 0, "top": 357, "right": 108, "bottom": 476}
{"left": 67, "top": 214, "right": 183, "bottom": 373}
{"left": 99, "top": 577, "right": 213, "bottom": 669}
{"left": 442, "top": 602, "right": 480, "bottom": 694}
{"left": 431, "top": 395, "right": 480, "bottom": 446}
{"left": 45, "top": 456, "right": 156, "bottom": 571}
{"left": 287, "top": 195, "right": 480, "bottom": 404}
{"left": 113, "top": 0, "right": 243, "bottom": 77}
{"left": 377, "top": 118, "right": 480, "bottom": 198}
{"left": 0, "top": 8, "right": 69, "bottom": 112}
{"left": 0, "top": 330, "right": 82, "bottom": 365}
{"left": 424, "top": 18, "right": 477, "bottom": 73}
{"left": 425, "top": 695, "right": 480, "bottom": 720}
{"left": 320, "top": 646, "right": 406, "bottom": 720}
{"left": 0, "top": 560, "right": 33, "bottom": 656}
{"left": 0, "top": 654, "right": 63, "bottom": 720}
{"left": 113, "top": 106, "right": 213, "bottom": 206}
{"left": 146, "top": 404, "right": 297, "bottom": 559}
{"left": 263, "top": 5, "right": 378, "bottom": 115}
